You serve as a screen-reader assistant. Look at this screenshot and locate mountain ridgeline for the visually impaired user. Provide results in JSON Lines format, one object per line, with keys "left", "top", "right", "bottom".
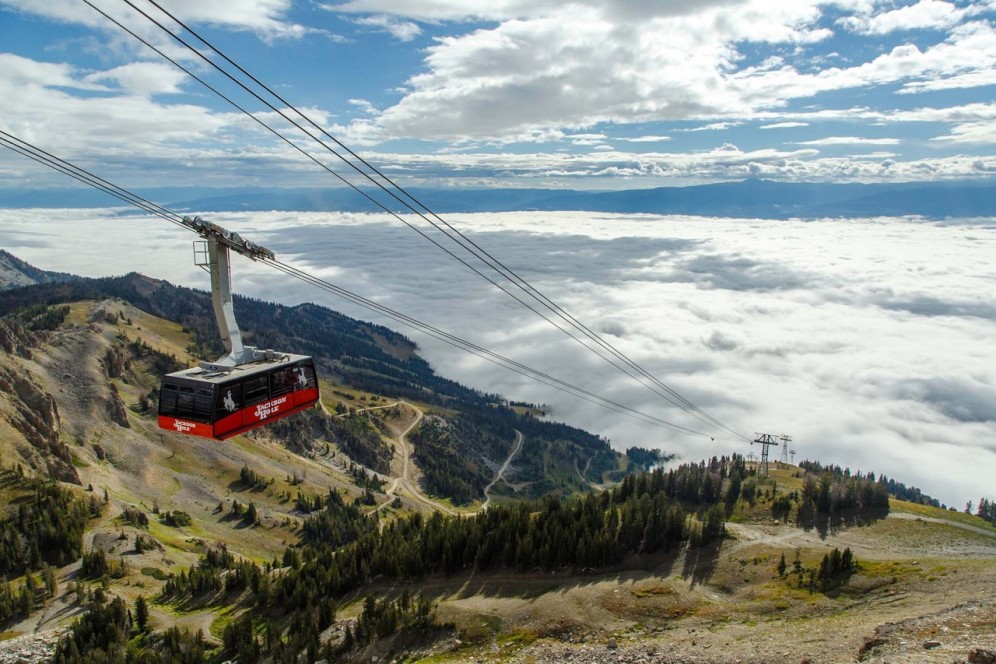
{"left": 2, "top": 179, "right": 995, "bottom": 219}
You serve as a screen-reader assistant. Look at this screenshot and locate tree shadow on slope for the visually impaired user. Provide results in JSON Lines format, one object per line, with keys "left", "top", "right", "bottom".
{"left": 681, "top": 539, "right": 722, "bottom": 589}
{"left": 795, "top": 503, "right": 889, "bottom": 540}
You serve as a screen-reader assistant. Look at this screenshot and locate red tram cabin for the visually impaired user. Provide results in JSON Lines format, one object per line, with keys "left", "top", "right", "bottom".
{"left": 158, "top": 354, "right": 319, "bottom": 440}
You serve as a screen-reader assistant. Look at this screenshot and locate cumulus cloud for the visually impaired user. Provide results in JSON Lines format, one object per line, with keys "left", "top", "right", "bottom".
{"left": 326, "top": 0, "right": 746, "bottom": 23}
{"left": 83, "top": 62, "right": 189, "bottom": 96}
{"left": 683, "top": 122, "right": 743, "bottom": 132}
{"left": 797, "top": 136, "right": 901, "bottom": 145}
{"left": 0, "top": 0, "right": 312, "bottom": 41}
{"left": 341, "top": 147, "right": 994, "bottom": 184}
{"left": 616, "top": 135, "right": 672, "bottom": 143}
{"left": 889, "top": 377, "right": 996, "bottom": 423}
{"left": 0, "top": 54, "right": 242, "bottom": 170}
{"left": 364, "top": 2, "right": 839, "bottom": 141}
{"left": 317, "top": 1, "right": 995, "bottom": 142}
{"left": 837, "top": 0, "right": 968, "bottom": 35}
{"left": 352, "top": 14, "right": 422, "bottom": 41}
{"left": 931, "top": 120, "right": 996, "bottom": 144}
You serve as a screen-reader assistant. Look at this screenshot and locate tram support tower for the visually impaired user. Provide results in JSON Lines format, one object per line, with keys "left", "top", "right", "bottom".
{"left": 183, "top": 216, "right": 276, "bottom": 372}
{"left": 752, "top": 433, "right": 779, "bottom": 476}
{"left": 780, "top": 434, "right": 792, "bottom": 464}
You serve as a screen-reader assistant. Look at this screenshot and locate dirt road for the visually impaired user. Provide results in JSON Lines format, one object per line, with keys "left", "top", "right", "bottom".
{"left": 374, "top": 401, "right": 459, "bottom": 516}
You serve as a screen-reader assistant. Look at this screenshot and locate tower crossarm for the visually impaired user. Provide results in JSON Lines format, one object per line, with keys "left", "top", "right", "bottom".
{"left": 182, "top": 216, "right": 275, "bottom": 262}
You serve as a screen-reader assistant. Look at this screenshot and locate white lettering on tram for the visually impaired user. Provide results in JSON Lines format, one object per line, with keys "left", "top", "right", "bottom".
{"left": 172, "top": 419, "right": 195, "bottom": 433}
{"left": 255, "top": 395, "right": 289, "bottom": 421}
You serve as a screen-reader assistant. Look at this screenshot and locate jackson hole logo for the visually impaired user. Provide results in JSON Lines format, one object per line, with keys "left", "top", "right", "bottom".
{"left": 223, "top": 390, "right": 236, "bottom": 412}
{"left": 172, "top": 420, "right": 194, "bottom": 433}
{"left": 255, "top": 396, "right": 288, "bottom": 421}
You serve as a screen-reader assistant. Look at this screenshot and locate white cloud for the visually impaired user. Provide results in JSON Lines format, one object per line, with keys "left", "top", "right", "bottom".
{"left": 730, "top": 21, "right": 996, "bottom": 106}
{"left": 0, "top": 54, "right": 277, "bottom": 185}
{"left": 348, "top": 98, "right": 379, "bottom": 116}
{"left": 344, "top": 147, "right": 994, "bottom": 184}
{"left": 330, "top": 1, "right": 845, "bottom": 141}
{"left": 932, "top": 120, "right": 996, "bottom": 144}
{"left": 760, "top": 121, "right": 809, "bottom": 129}
{"left": 328, "top": 2, "right": 995, "bottom": 142}
{"left": 797, "top": 136, "right": 901, "bottom": 145}
{"left": 0, "top": 0, "right": 311, "bottom": 41}
{"left": 0, "top": 53, "right": 94, "bottom": 90}
{"left": 683, "top": 122, "right": 742, "bottom": 132}
{"left": 326, "top": 0, "right": 746, "bottom": 23}
{"left": 83, "top": 62, "right": 188, "bottom": 96}
{"left": 616, "top": 135, "right": 672, "bottom": 142}
{"left": 747, "top": 101, "right": 996, "bottom": 128}
{"left": 900, "top": 67, "right": 996, "bottom": 93}
{"left": 353, "top": 14, "right": 422, "bottom": 41}
{"left": 837, "top": 0, "right": 968, "bottom": 35}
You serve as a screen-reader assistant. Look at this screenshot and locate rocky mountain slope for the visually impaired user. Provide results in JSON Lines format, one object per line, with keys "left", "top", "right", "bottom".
{"left": 0, "top": 250, "right": 75, "bottom": 291}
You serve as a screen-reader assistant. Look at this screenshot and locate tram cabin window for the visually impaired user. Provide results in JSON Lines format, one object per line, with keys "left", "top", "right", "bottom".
{"left": 245, "top": 375, "right": 269, "bottom": 405}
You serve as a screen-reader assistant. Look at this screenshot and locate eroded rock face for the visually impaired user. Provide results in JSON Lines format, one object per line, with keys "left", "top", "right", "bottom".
{"left": 0, "top": 318, "right": 35, "bottom": 359}
{"left": 107, "top": 382, "right": 131, "bottom": 429}
{"left": 104, "top": 346, "right": 127, "bottom": 378}
{"left": 970, "top": 647, "right": 996, "bottom": 664}
{"left": 0, "top": 364, "right": 79, "bottom": 484}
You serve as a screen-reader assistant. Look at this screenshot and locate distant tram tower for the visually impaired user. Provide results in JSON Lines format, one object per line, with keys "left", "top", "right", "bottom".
{"left": 780, "top": 434, "right": 792, "bottom": 464}
{"left": 752, "top": 433, "right": 779, "bottom": 476}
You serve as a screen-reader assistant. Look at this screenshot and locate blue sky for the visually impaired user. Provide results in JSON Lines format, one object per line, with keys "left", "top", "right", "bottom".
{"left": 0, "top": 0, "right": 994, "bottom": 189}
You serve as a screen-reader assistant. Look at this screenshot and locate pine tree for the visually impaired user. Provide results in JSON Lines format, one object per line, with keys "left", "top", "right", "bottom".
{"left": 42, "top": 566, "right": 58, "bottom": 597}
{"left": 777, "top": 552, "right": 787, "bottom": 577}
{"left": 135, "top": 595, "right": 149, "bottom": 632}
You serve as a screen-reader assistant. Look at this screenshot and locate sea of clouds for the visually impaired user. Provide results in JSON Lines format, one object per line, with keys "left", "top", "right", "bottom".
{"left": 2, "top": 208, "right": 994, "bottom": 507}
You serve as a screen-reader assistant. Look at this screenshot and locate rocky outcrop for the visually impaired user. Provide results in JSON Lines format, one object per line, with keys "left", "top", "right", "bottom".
{"left": 0, "top": 628, "right": 69, "bottom": 663}
{"left": 107, "top": 382, "right": 131, "bottom": 428}
{"left": 0, "top": 364, "right": 79, "bottom": 484}
{"left": 104, "top": 345, "right": 127, "bottom": 378}
{"left": 0, "top": 317, "right": 35, "bottom": 359}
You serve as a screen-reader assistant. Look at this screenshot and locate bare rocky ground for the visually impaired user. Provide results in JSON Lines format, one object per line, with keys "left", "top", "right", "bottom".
{"left": 0, "top": 630, "right": 68, "bottom": 664}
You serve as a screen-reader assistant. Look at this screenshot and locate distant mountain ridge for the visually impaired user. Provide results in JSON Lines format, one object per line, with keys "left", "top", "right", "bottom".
{"left": 0, "top": 249, "right": 76, "bottom": 291}
{"left": 1, "top": 179, "right": 994, "bottom": 219}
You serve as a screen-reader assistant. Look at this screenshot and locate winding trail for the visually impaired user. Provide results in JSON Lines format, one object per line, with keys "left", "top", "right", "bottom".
{"left": 478, "top": 430, "right": 524, "bottom": 512}
{"left": 374, "top": 401, "right": 458, "bottom": 516}
{"left": 575, "top": 454, "right": 612, "bottom": 493}
{"left": 391, "top": 401, "right": 458, "bottom": 515}
{"left": 333, "top": 401, "right": 400, "bottom": 420}
{"left": 374, "top": 404, "right": 525, "bottom": 518}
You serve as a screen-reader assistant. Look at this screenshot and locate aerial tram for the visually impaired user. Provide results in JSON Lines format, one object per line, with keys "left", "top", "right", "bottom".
{"left": 157, "top": 217, "right": 320, "bottom": 440}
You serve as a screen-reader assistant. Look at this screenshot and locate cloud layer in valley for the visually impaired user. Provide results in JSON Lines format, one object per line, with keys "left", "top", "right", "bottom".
{"left": 2, "top": 207, "right": 993, "bottom": 507}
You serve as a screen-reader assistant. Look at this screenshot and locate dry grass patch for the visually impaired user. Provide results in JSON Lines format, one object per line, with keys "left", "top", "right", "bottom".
{"left": 891, "top": 499, "right": 996, "bottom": 534}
